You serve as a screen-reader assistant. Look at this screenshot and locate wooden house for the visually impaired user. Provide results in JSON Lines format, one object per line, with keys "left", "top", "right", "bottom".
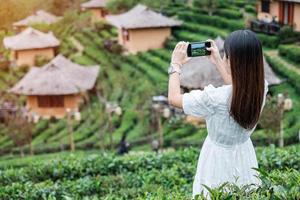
{"left": 13, "top": 10, "right": 62, "bottom": 32}
{"left": 256, "top": 0, "right": 300, "bottom": 31}
{"left": 81, "top": 0, "right": 109, "bottom": 22}
{"left": 3, "top": 27, "right": 60, "bottom": 67}
{"left": 106, "top": 4, "right": 182, "bottom": 54}
{"left": 9, "top": 55, "right": 100, "bottom": 119}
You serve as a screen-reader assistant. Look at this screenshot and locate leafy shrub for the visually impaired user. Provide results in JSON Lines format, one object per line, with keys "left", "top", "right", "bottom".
{"left": 178, "top": 11, "right": 244, "bottom": 31}
{"left": 257, "top": 33, "right": 280, "bottom": 48}
{"left": 245, "top": 5, "right": 256, "bottom": 13}
{"left": 104, "top": 39, "right": 123, "bottom": 54}
{"left": 0, "top": 145, "right": 299, "bottom": 199}
{"left": 278, "top": 25, "right": 300, "bottom": 43}
{"left": 34, "top": 55, "right": 51, "bottom": 67}
{"left": 265, "top": 54, "right": 300, "bottom": 92}
{"left": 279, "top": 44, "right": 300, "bottom": 65}
{"left": 94, "top": 21, "right": 112, "bottom": 32}
{"left": 215, "top": 8, "right": 243, "bottom": 19}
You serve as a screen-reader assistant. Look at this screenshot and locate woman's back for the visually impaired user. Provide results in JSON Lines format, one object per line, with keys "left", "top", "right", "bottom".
{"left": 183, "top": 79, "right": 268, "bottom": 147}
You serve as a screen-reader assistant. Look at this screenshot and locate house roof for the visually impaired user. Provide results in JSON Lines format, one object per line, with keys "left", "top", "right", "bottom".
{"left": 10, "top": 55, "right": 100, "bottom": 95}
{"left": 180, "top": 37, "right": 281, "bottom": 89}
{"left": 280, "top": 0, "right": 300, "bottom": 3}
{"left": 13, "top": 10, "right": 62, "bottom": 27}
{"left": 106, "top": 4, "right": 182, "bottom": 29}
{"left": 3, "top": 27, "right": 60, "bottom": 50}
{"left": 81, "top": 0, "right": 107, "bottom": 8}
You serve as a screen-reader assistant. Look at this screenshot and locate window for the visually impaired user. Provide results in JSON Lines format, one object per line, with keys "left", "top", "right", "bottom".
{"left": 122, "top": 29, "right": 129, "bottom": 42}
{"left": 37, "top": 95, "right": 65, "bottom": 108}
{"left": 261, "top": 0, "right": 270, "bottom": 13}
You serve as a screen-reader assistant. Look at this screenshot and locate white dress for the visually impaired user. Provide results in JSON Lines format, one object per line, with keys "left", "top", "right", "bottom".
{"left": 182, "top": 80, "right": 269, "bottom": 199}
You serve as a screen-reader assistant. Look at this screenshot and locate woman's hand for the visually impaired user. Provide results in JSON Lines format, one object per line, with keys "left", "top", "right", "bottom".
{"left": 206, "top": 39, "right": 232, "bottom": 84}
{"left": 171, "top": 41, "right": 190, "bottom": 68}
{"left": 206, "top": 39, "right": 222, "bottom": 66}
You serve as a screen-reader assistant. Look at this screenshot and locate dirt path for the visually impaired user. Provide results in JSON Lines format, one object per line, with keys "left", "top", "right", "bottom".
{"left": 70, "top": 36, "right": 84, "bottom": 56}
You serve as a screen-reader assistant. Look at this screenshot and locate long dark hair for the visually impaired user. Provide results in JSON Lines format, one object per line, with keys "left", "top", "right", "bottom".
{"left": 224, "top": 30, "right": 265, "bottom": 130}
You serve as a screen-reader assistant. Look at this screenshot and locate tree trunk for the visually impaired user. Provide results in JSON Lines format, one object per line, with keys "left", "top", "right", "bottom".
{"left": 20, "top": 146, "right": 24, "bottom": 157}
{"left": 29, "top": 141, "right": 34, "bottom": 156}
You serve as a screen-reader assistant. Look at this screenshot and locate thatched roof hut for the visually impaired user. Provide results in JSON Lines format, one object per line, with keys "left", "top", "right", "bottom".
{"left": 180, "top": 37, "right": 281, "bottom": 89}
{"left": 10, "top": 54, "right": 99, "bottom": 95}
{"left": 106, "top": 4, "right": 182, "bottom": 53}
{"left": 81, "top": 0, "right": 107, "bottom": 8}
{"left": 81, "top": 0, "right": 109, "bottom": 22}
{"left": 13, "top": 10, "right": 61, "bottom": 30}
{"left": 9, "top": 55, "right": 100, "bottom": 118}
{"left": 106, "top": 4, "right": 182, "bottom": 29}
{"left": 3, "top": 27, "right": 60, "bottom": 51}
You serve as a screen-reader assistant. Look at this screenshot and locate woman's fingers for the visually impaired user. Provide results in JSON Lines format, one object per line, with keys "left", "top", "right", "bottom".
{"left": 179, "top": 42, "right": 187, "bottom": 52}
{"left": 175, "top": 41, "right": 184, "bottom": 51}
{"left": 206, "top": 39, "right": 217, "bottom": 49}
{"left": 206, "top": 47, "right": 213, "bottom": 50}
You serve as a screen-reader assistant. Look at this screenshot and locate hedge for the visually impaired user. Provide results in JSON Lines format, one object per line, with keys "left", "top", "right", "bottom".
{"left": 278, "top": 44, "right": 300, "bottom": 65}
{"left": 245, "top": 5, "right": 256, "bottom": 13}
{"left": 215, "top": 8, "right": 243, "bottom": 19}
{"left": 181, "top": 22, "right": 228, "bottom": 38}
{"left": 257, "top": 33, "right": 280, "bottom": 48}
{"left": 265, "top": 54, "right": 300, "bottom": 93}
{"left": 178, "top": 11, "right": 245, "bottom": 31}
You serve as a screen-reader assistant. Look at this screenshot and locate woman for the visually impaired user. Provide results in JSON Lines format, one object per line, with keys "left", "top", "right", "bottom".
{"left": 168, "top": 30, "right": 268, "bottom": 198}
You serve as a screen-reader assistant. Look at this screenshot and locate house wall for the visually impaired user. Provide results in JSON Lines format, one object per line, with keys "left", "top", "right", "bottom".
{"left": 86, "top": 8, "right": 106, "bottom": 22}
{"left": 26, "top": 95, "right": 81, "bottom": 119}
{"left": 257, "top": 0, "right": 279, "bottom": 21}
{"left": 118, "top": 27, "right": 171, "bottom": 54}
{"left": 12, "top": 47, "right": 56, "bottom": 67}
{"left": 294, "top": 3, "right": 300, "bottom": 31}
{"left": 270, "top": 1, "right": 279, "bottom": 19}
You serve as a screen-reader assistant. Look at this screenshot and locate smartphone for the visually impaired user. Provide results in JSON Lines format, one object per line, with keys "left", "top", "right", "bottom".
{"left": 187, "top": 42, "right": 211, "bottom": 57}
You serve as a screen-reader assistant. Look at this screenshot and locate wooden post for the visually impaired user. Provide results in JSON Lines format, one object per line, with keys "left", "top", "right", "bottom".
{"left": 67, "top": 111, "right": 75, "bottom": 152}
{"left": 279, "top": 108, "right": 284, "bottom": 147}
{"left": 158, "top": 114, "right": 163, "bottom": 150}
{"left": 108, "top": 112, "right": 113, "bottom": 150}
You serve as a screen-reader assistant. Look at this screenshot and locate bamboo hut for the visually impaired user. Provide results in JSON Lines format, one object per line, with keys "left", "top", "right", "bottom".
{"left": 81, "top": 0, "right": 109, "bottom": 22}
{"left": 13, "top": 10, "right": 62, "bottom": 32}
{"left": 106, "top": 4, "right": 182, "bottom": 53}
{"left": 3, "top": 27, "right": 60, "bottom": 67}
{"left": 9, "top": 55, "right": 100, "bottom": 119}
{"left": 180, "top": 37, "right": 281, "bottom": 90}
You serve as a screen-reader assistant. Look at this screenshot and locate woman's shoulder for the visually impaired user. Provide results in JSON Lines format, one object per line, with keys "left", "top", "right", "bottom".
{"left": 189, "top": 84, "right": 231, "bottom": 106}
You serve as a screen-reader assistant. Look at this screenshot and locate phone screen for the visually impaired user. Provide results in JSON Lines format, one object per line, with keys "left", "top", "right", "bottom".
{"left": 187, "top": 42, "right": 211, "bottom": 57}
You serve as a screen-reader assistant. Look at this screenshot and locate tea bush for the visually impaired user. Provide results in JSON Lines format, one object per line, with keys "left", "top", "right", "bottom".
{"left": 0, "top": 145, "right": 299, "bottom": 199}
{"left": 279, "top": 44, "right": 300, "bottom": 65}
